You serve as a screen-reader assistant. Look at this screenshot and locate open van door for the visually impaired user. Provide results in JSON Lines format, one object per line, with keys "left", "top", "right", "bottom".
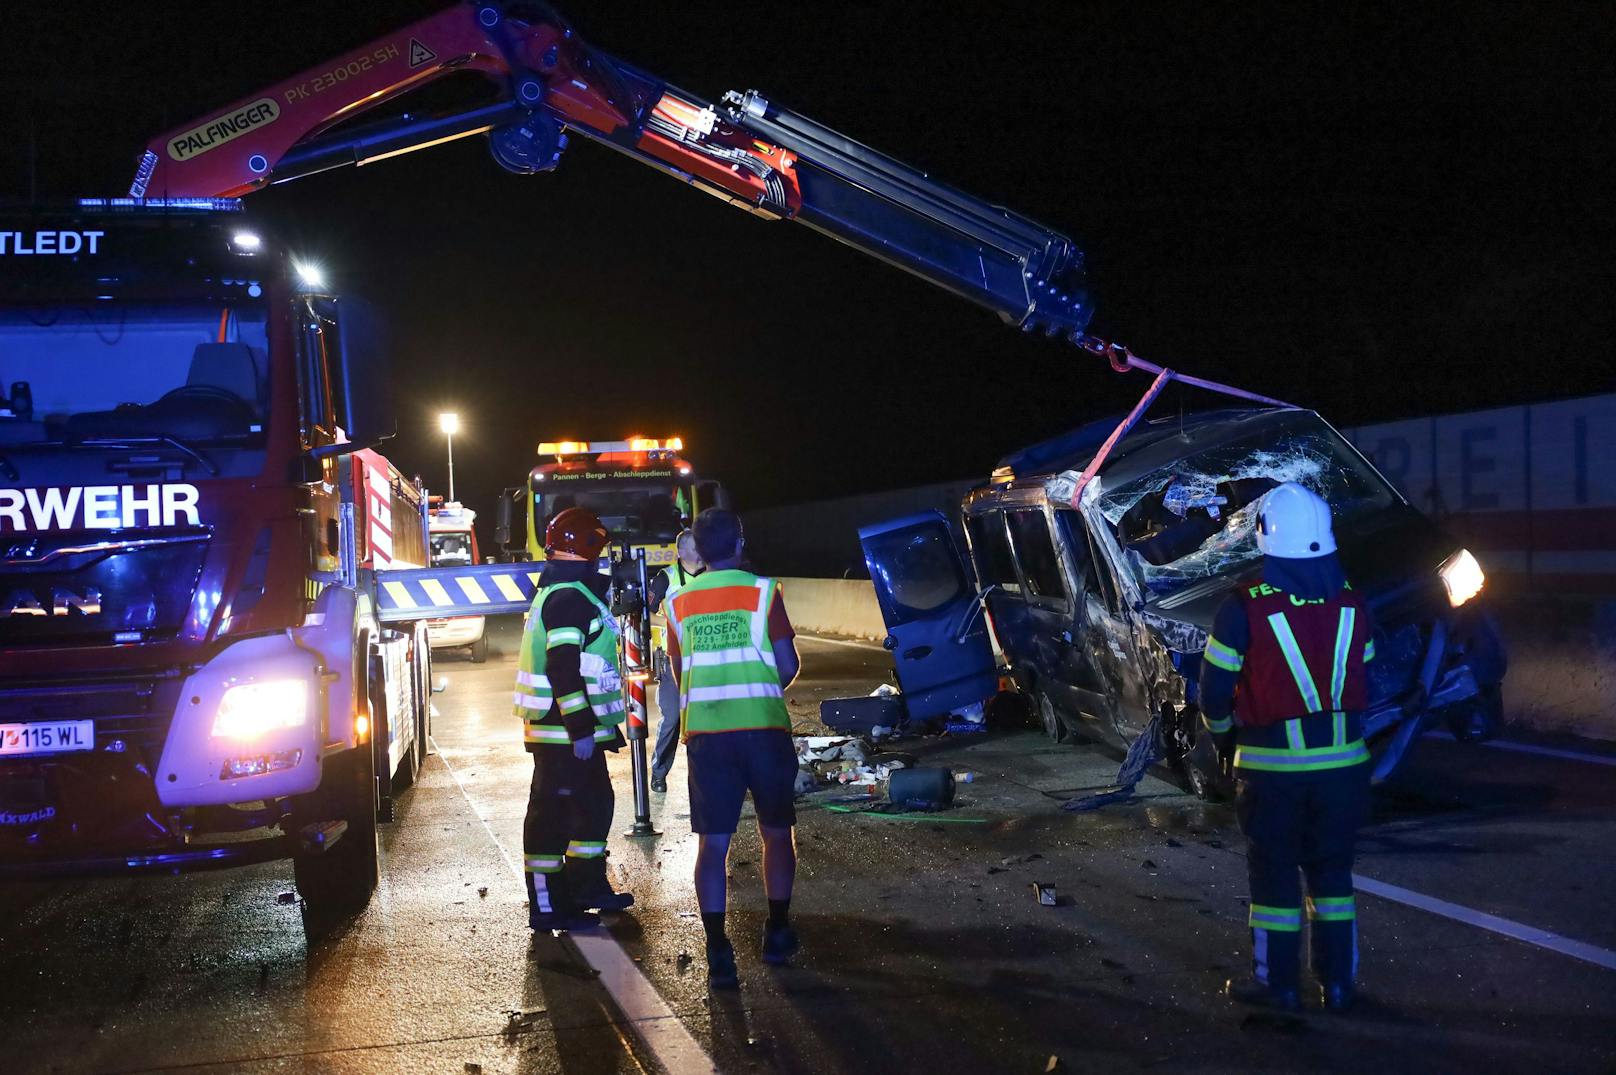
{"left": 858, "top": 512, "right": 997, "bottom": 721}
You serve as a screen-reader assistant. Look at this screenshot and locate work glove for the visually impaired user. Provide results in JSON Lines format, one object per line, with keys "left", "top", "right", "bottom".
{"left": 572, "top": 735, "right": 596, "bottom": 762}
{"left": 1214, "top": 731, "right": 1236, "bottom": 779}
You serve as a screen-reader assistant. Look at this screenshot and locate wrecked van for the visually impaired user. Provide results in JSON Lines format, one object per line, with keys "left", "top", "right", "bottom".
{"left": 859, "top": 408, "right": 1506, "bottom": 793}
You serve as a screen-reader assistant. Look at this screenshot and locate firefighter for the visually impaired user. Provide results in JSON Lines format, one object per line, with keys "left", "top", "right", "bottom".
{"left": 664, "top": 509, "right": 801, "bottom": 989}
{"left": 1198, "top": 483, "right": 1375, "bottom": 1012}
{"left": 513, "top": 507, "right": 635, "bottom": 929}
{"left": 648, "top": 529, "right": 703, "bottom": 793}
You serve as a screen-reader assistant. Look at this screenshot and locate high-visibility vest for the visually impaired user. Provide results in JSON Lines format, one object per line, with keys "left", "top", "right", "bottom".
{"left": 1217, "top": 581, "right": 1372, "bottom": 773}
{"left": 652, "top": 563, "right": 695, "bottom": 655}
{"left": 665, "top": 568, "right": 790, "bottom": 737}
{"left": 512, "top": 580, "right": 626, "bottom": 746}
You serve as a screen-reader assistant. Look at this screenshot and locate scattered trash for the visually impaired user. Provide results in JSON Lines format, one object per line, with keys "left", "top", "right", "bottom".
{"left": 502, "top": 1009, "right": 545, "bottom": 1042}
{"left": 275, "top": 891, "right": 297, "bottom": 905}
{"left": 1062, "top": 713, "right": 1163, "bottom": 812}
{"left": 676, "top": 952, "right": 692, "bottom": 974}
{"left": 1165, "top": 837, "right": 1184, "bottom": 848}
{"left": 824, "top": 804, "right": 988, "bottom": 823}
{"left": 1046, "top": 1056, "right": 1061, "bottom": 1072}
{"left": 886, "top": 766, "right": 955, "bottom": 809}
{"left": 1141, "top": 859, "right": 1158, "bottom": 870}
{"left": 1001, "top": 853, "right": 1043, "bottom": 867}
{"left": 951, "top": 700, "right": 986, "bottom": 724}
{"left": 870, "top": 683, "right": 900, "bottom": 698}
{"left": 477, "top": 886, "right": 488, "bottom": 898}
{"left": 987, "top": 866, "right": 1008, "bottom": 875}
{"left": 464, "top": 1064, "right": 482, "bottom": 1074}
{"left": 869, "top": 724, "right": 896, "bottom": 740}
{"left": 1100, "top": 957, "right": 1126, "bottom": 970}
{"left": 943, "top": 717, "right": 989, "bottom": 735}
{"left": 1031, "top": 883, "right": 1058, "bottom": 906}
{"left": 793, "top": 768, "right": 818, "bottom": 796}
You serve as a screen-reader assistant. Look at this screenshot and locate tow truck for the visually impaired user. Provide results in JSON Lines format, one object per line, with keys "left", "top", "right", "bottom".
{"left": 497, "top": 437, "right": 724, "bottom": 567}
{"left": 4, "top": 0, "right": 1155, "bottom": 904}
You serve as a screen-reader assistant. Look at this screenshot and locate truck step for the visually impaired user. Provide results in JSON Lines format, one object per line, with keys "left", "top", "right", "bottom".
{"left": 298, "top": 819, "right": 349, "bottom": 854}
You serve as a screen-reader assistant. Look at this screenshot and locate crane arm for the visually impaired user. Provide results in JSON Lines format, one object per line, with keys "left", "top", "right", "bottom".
{"left": 132, "top": 1, "right": 1092, "bottom": 338}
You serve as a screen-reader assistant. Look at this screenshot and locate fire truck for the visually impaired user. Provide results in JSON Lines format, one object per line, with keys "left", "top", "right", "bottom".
{"left": 0, "top": 201, "right": 433, "bottom": 910}
{"left": 5, "top": 0, "right": 1137, "bottom": 907}
{"left": 498, "top": 438, "right": 725, "bottom": 567}
{"left": 426, "top": 499, "right": 488, "bottom": 662}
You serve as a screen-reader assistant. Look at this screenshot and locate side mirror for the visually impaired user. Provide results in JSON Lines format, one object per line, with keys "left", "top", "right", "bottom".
{"left": 321, "top": 296, "right": 395, "bottom": 445}
{"left": 494, "top": 491, "right": 514, "bottom": 548}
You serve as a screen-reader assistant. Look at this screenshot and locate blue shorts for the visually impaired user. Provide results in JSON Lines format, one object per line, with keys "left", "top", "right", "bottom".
{"left": 686, "top": 729, "right": 798, "bottom": 835}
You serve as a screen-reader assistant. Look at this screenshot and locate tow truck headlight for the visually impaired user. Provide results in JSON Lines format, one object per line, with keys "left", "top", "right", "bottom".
{"left": 1439, "top": 548, "right": 1485, "bottom": 608}
{"left": 212, "top": 680, "right": 309, "bottom": 738}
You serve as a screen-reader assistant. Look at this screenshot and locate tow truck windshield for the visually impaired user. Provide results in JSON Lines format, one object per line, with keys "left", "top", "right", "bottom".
{"left": 1098, "top": 416, "right": 1397, "bottom": 598}
{"left": 538, "top": 487, "right": 684, "bottom": 543}
{"left": 0, "top": 302, "right": 271, "bottom": 446}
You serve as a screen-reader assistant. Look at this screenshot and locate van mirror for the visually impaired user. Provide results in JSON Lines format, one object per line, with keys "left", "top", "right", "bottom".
{"left": 494, "top": 490, "right": 515, "bottom": 548}
{"left": 320, "top": 295, "right": 395, "bottom": 444}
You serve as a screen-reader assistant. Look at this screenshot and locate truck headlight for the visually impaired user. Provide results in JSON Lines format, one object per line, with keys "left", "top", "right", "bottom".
{"left": 1439, "top": 548, "right": 1485, "bottom": 608}
{"left": 212, "top": 680, "right": 309, "bottom": 738}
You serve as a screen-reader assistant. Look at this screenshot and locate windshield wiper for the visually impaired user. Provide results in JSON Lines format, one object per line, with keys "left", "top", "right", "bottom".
{"left": 69, "top": 435, "right": 220, "bottom": 476}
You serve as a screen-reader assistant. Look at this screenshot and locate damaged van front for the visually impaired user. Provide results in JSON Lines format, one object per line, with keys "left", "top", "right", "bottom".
{"left": 860, "top": 408, "right": 1505, "bottom": 792}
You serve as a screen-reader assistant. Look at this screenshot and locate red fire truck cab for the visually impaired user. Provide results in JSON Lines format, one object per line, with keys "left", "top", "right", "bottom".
{"left": 0, "top": 200, "right": 430, "bottom": 911}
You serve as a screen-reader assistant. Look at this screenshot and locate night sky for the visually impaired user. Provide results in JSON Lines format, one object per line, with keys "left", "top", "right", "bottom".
{"left": 7, "top": 2, "right": 1612, "bottom": 521}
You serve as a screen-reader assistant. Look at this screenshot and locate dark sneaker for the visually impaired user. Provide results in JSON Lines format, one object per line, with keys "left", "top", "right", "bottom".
{"left": 529, "top": 908, "right": 600, "bottom": 932}
{"left": 1320, "top": 983, "right": 1355, "bottom": 1012}
{"left": 706, "top": 938, "right": 739, "bottom": 990}
{"left": 1225, "top": 977, "right": 1301, "bottom": 1012}
{"left": 650, "top": 774, "right": 668, "bottom": 793}
{"left": 761, "top": 922, "right": 799, "bottom": 966}
{"left": 578, "top": 887, "right": 636, "bottom": 913}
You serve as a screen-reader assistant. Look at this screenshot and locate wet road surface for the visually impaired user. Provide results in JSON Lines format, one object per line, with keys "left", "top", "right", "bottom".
{"left": 2, "top": 617, "right": 1614, "bottom": 1073}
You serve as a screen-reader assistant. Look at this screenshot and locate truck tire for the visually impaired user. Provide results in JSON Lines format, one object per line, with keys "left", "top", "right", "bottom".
{"left": 292, "top": 745, "right": 380, "bottom": 913}
{"left": 470, "top": 633, "right": 489, "bottom": 664}
{"left": 1038, "top": 692, "right": 1075, "bottom": 745}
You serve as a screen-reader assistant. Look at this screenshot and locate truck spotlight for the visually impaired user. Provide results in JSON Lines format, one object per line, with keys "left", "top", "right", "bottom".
{"left": 666, "top": 437, "right": 684, "bottom": 451}
{"left": 1439, "top": 548, "right": 1485, "bottom": 608}
{"left": 211, "top": 680, "right": 309, "bottom": 738}
{"left": 292, "top": 260, "right": 326, "bottom": 290}
{"left": 231, "top": 230, "right": 262, "bottom": 251}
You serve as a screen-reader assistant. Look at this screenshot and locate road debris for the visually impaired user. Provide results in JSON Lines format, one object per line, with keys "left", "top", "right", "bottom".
{"left": 1001, "top": 853, "right": 1044, "bottom": 867}
{"left": 275, "top": 891, "right": 297, "bottom": 905}
{"left": 477, "top": 886, "right": 488, "bottom": 898}
{"left": 1061, "top": 713, "right": 1163, "bottom": 812}
{"left": 1032, "top": 883, "right": 1058, "bottom": 906}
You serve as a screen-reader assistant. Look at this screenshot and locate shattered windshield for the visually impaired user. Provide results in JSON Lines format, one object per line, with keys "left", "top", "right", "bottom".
{"left": 1097, "top": 416, "right": 1396, "bottom": 597}
{"left": 0, "top": 302, "right": 270, "bottom": 447}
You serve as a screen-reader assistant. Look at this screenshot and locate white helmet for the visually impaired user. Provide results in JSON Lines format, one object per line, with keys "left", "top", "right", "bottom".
{"left": 1255, "top": 482, "right": 1336, "bottom": 559}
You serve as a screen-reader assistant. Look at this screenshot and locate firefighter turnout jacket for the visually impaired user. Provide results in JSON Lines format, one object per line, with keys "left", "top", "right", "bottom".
{"left": 514, "top": 567, "right": 627, "bottom": 750}
{"left": 1199, "top": 571, "right": 1376, "bottom": 772}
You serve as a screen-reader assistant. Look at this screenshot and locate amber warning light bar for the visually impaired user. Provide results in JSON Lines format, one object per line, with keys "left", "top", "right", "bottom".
{"left": 537, "top": 437, "right": 684, "bottom": 457}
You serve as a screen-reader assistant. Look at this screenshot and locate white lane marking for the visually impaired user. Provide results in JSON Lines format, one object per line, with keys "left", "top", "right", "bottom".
{"left": 1424, "top": 730, "right": 1616, "bottom": 767}
{"left": 798, "top": 633, "right": 885, "bottom": 651}
{"left": 1353, "top": 873, "right": 1616, "bottom": 972}
{"left": 431, "top": 739, "right": 716, "bottom": 1074}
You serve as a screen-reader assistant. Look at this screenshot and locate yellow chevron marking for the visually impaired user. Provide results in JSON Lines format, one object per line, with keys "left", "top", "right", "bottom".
{"left": 493, "top": 574, "right": 526, "bottom": 602}
{"left": 382, "top": 581, "right": 414, "bottom": 608}
{"left": 526, "top": 571, "right": 540, "bottom": 587}
{"left": 420, "top": 578, "right": 455, "bottom": 607}
{"left": 456, "top": 576, "right": 491, "bottom": 604}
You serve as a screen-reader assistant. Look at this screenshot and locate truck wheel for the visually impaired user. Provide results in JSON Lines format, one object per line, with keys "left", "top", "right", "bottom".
{"left": 1038, "top": 692, "right": 1074, "bottom": 745}
{"left": 292, "top": 746, "right": 380, "bottom": 913}
{"left": 470, "top": 633, "right": 489, "bottom": 664}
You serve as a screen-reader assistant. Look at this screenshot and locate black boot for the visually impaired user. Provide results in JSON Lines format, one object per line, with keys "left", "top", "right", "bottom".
{"left": 1225, "top": 977, "right": 1301, "bottom": 1012}
{"left": 571, "top": 855, "right": 635, "bottom": 912}
{"left": 526, "top": 868, "right": 600, "bottom": 932}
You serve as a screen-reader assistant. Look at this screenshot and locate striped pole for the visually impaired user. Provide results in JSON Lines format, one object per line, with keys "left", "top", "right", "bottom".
{"left": 621, "top": 547, "right": 658, "bottom": 838}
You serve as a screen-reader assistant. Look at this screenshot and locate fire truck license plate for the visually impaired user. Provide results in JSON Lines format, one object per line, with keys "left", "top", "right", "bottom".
{"left": 0, "top": 721, "right": 95, "bottom": 757}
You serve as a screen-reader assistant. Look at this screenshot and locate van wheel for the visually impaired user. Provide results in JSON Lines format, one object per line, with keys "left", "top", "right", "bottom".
{"left": 1038, "top": 693, "right": 1075, "bottom": 745}
{"left": 470, "top": 634, "right": 489, "bottom": 664}
{"left": 292, "top": 746, "right": 380, "bottom": 913}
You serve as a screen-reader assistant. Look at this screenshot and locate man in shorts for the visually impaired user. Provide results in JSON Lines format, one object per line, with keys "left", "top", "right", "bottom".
{"left": 663, "top": 508, "right": 801, "bottom": 988}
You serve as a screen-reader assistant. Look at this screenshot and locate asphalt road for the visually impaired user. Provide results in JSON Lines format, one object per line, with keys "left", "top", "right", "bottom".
{"left": 2, "top": 617, "right": 1614, "bottom": 1074}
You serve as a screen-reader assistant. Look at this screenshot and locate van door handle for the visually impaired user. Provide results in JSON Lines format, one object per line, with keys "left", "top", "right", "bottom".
{"left": 902, "top": 646, "right": 932, "bottom": 660}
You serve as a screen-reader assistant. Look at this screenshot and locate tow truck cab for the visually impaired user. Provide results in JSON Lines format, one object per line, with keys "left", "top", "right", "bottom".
{"left": 0, "top": 200, "right": 429, "bottom": 906}
{"left": 503, "top": 437, "right": 728, "bottom": 566}
{"left": 860, "top": 408, "right": 1506, "bottom": 792}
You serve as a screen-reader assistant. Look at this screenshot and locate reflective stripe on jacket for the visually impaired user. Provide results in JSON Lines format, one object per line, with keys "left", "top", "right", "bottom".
{"left": 665, "top": 568, "right": 790, "bottom": 738}
{"left": 513, "top": 580, "right": 626, "bottom": 746}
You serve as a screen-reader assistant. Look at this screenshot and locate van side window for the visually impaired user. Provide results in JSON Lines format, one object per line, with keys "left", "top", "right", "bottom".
{"left": 1082, "top": 520, "right": 1122, "bottom": 614}
{"left": 966, "top": 512, "right": 1020, "bottom": 592}
{"left": 1054, "top": 509, "right": 1092, "bottom": 594}
{"left": 1006, "top": 509, "right": 1068, "bottom": 605}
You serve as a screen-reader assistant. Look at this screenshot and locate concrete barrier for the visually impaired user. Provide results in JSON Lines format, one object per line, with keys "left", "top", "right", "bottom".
{"left": 775, "top": 578, "right": 1616, "bottom": 743}
{"left": 1497, "top": 597, "right": 1616, "bottom": 742}
{"left": 778, "top": 577, "right": 887, "bottom": 642}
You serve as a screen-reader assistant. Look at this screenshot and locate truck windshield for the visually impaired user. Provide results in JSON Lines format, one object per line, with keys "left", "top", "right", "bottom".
{"left": 0, "top": 302, "right": 270, "bottom": 446}
{"left": 1096, "top": 416, "right": 1397, "bottom": 598}
{"left": 431, "top": 530, "right": 475, "bottom": 566}
{"left": 539, "top": 486, "right": 684, "bottom": 543}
